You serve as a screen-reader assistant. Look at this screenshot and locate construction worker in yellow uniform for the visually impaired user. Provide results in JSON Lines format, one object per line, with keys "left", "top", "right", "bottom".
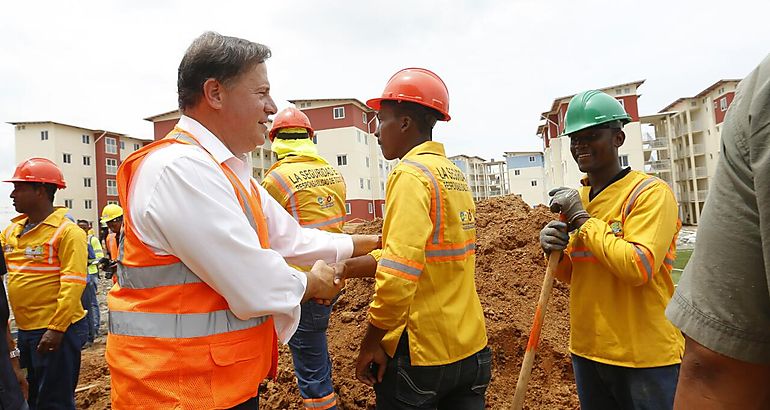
{"left": 1, "top": 157, "right": 88, "bottom": 410}
{"left": 347, "top": 68, "right": 491, "bottom": 409}
{"left": 540, "top": 90, "right": 684, "bottom": 410}
{"left": 77, "top": 219, "right": 104, "bottom": 346}
{"left": 261, "top": 107, "right": 346, "bottom": 410}
{"left": 100, "top": 204, "right": 122, "bottom": 284}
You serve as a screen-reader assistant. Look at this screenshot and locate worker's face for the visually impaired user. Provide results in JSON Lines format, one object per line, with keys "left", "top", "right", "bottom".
{"left": 569, "top": 126, "right": 625, "bottom": 173}
{"left": 77, "top": 222, "right": 90, "bottom": 233}
{"left": 217, "top": 62, "right": 277, "bottom": 156}
{"left": 9, "top": 182, "right": 43, "bottom": 214}
{"left": 106, "top": 218, "right": 122, "bottom": 235}
{"left": 375, "top": 104, "right": 409, "bottom": 160}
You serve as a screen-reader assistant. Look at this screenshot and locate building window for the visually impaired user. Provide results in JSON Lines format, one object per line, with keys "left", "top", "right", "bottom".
{"left": 40, "top": 130, "right": 49, "bottom": 140}
{"left": 333, "top": 107, "right": 345, "bottom": 119}
{"left": 531, "top": 180, "right": 538, "bottom": 187}
{"left": 623, "top": 87, "right": 630, "bottom": 94}
{"left": 337, "top": 155, "right": 347, "bottom": 166}
{"left": 105, "top": 137, "right": 117, "bottom": 154}
{"left": 362, "top": 112, "right": 367, "bottom": 124}
{"left": 107, "top": 200, "right": 119, "bottom": 205}
{"left": 106, "top": 179, "right": 118, "bottom": 196}
{"left": 618, "top": 154, "right": 629, "bottom": 167}
{"left": 357, "top": 132, "right": 362, "bottom": 143}
{"left": 514, "top": 170, "right": 521, "bottom": 176}
{"left": 615, "top": 88, "right": 622, "bottom": 94}
{"left": 83, "top": 177, "right": 91, "bottom": 188}
{"left": 617, "top": 98, "right": 625, "bottom": 108}
{"left": 120, "top": 141, "right": 125, "bottom": 150}
{"left": 64, "top": 199, "right": 73, "bottom": 209}
{"left": 82, "top": 134, "right": 90, "bottom": 144}
{"left": 365, "top": 157, "right": 370, "bottom": 168}
{"left": 720, "top": 97, "right": 728, "bottom": 112}
{"left": 529, "top": 156, "right": 536, "bottom": 162}
{"left": 381, "top": 181, "right": 385, "bottom": 191}
{"left": 345, "top": 202, "right": 351, "bottom": 215}
{"left": 83, "top": 155, "right": 91, "bottom": 166}
{"left": 63, "top": 153, "right": 72, "bottom": 164}
{"left": 106, "top": 158, "right": 118, "bottom": 175}
{"left": 367, "top": 179, "right": 371, "bottom": 190}
{"left": 84, "top": 200, "right": 93, "bottom": 210}
{"left": 368, "top": 203, "right": 374, "bottom": 214}
{"left": 134, "top": 143, "right": 140, "bottom": 150}
{"left": 359, "top": 178, "right": 364, "bottom": 189}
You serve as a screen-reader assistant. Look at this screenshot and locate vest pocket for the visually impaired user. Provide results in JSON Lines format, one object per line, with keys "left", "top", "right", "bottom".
{"left": 210, "top": 337, "right": 266, "bottom": 407}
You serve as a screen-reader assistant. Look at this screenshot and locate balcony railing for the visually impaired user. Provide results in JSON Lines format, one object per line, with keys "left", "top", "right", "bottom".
{"left": 643, "top": 138, "right": 669, "bottom": 150}
{"left": 691, "top": 144, "right": 706, "bottom": 156}
{"left": 647, "top": 160, "right": 671, "bottom": 172}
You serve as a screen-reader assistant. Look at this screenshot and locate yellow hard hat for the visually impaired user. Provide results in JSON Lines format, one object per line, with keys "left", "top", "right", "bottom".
{"left": 101, "top": 204, "right": 124, "bottom": 223}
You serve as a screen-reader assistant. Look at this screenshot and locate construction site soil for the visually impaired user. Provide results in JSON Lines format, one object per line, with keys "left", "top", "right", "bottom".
{"left": 76, "top": 194, "right": 578, "bottom": 409}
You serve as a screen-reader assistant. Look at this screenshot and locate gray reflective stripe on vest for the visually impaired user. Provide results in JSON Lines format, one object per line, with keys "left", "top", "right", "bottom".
{"left": 425, "top": 242, "right": 476, "bottom": 258}
{"left": 570, "top": 251, "right": 595, "bottom": 258}
{"left": 302, "top": 215, "right": 345, "bottom": 229}
{"left": 402, "top": 160, "right": 442, "bottom": 244}
{"left": 634, "top": 245, "right": 653, "bottom": 281}
{"left": 664, "top": 257, "right": 674, "bottom": 266}
{"left": 108, "top": 309, "right": 268, "bottom": 338}
{"left": 267, "top": 172, "right": 301, "bottom": 221}
{"left": 118, "top": 262, "right": 203, "bottom": 289}
{"left": 624, "top": 177, "right": 658, "bottom": 219}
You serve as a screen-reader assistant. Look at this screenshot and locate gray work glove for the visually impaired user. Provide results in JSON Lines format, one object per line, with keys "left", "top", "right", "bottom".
{"left": 548, "top": 187, "right": 590, "bottom": 227}
{"left": 540, "top": 220, "right": 569, "bottom": 253}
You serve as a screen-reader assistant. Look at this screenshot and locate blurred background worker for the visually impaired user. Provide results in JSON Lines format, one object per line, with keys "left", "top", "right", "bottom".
{"left": 100, "top": 204, "right": 123, "bottom": 283}
{"left": 1, "top": 158, "right": 88, "bottom": 410}
{"left": 262, "top": 106, "right": 347, "bottom": 410}
{"left": 540, "top": 90, "right": 683, "bottom": 410}
{"left": 77, "top": 219, "right": 104, "bottom": 347}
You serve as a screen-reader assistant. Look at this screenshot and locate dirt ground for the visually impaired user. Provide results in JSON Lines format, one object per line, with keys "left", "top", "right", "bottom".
{"left": 76, "top": 194, "right": 578, "bottom": 409}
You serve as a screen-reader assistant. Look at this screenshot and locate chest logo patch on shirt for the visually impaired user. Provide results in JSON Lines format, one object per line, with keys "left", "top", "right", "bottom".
{"left": 317, "top": 195, "right": 335, "bottom": 209}
{"left": 610, "top": 220, "right": 624, "bottom": 237}
{"left": 24, "top": 245, "right": 45, "bottom": 260}
{"left": 460, "top": 209, "right": 476, "bottom": 230}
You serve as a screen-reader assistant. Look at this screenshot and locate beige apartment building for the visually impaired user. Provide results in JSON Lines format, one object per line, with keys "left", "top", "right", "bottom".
{"left": 448, "top": 155, "right": 509, "bottom": 201}
{"left": 504, "top": 151, "right": 546, "bottom": 206}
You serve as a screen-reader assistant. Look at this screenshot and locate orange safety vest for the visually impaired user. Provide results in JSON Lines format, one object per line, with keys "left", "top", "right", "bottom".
{"left": 106, "top": 128, "right": 278, "bottom": 409}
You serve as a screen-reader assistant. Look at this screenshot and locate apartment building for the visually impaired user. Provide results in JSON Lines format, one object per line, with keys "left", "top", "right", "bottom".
{"left": 143, "top": 110, "right": 278, "bottom": 182}
{"left": 504, "top": 151, "right": 546, "bottom": 206}
{"left": 641, "top": 79, "right": 740, "bottom": 225}
{"left": 537, "top": 81, "right": 646, "bottom": 192}
{"left": 448, "top": 155, "right": 509, "bottom": 201}
{"left": 8, "top": 121, "right": 150, "bottom": 226}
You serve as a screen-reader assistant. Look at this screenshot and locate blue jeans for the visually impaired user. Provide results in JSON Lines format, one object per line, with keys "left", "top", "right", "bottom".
{"left": 80, "top": 274, "right": 100, "bottom": 343}
{"left": 571, "top": 354, "right": 680, "bottom": 410}
{"left": 374, "top": 333, "right": 492, "bottom": 410}
{"left": 288, "top": 300, "right": 337, "bottom": 409}
{"left": 17, "top": 319, "right": 88, "bottom": 410}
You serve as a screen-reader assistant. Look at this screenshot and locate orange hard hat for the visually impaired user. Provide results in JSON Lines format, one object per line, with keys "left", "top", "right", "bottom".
{"left": 366, "top": 67, "right": 451, "bottom": 121}
{"left": 268, "top": 107, "right": 314, "bottom": 141}
{"left": 4, "top": 157, "right": 66, "bottom": 188}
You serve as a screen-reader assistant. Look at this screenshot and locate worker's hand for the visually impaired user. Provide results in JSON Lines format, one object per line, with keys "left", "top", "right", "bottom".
{"left": 540, "top": 221, "right": 569, "bottom": 253}
{"left": 304, "top": 260, "right": 345, "bottom": 303}
{"left": 10, "top": 357, "right": 28, "bottom": 400}
{"left": 548, "top": 187, "right": 590, "bottom": 228}
{"left": 36, "top": 329, "right": 65, "bottom": 354}
{"left": 351, "top": 235, "right": 381, "bottom": 257}
{"left": 355, "top": 338, "right": 388, "bottom": 386}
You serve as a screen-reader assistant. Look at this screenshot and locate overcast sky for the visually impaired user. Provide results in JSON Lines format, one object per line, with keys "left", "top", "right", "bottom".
{"left": 1, "top": 0, "right": 768, "bottom": 223}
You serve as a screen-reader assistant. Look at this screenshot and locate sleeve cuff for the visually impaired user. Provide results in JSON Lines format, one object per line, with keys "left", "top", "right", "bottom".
{"left": 333, "top": 234, "right": 354, "bottom": 262}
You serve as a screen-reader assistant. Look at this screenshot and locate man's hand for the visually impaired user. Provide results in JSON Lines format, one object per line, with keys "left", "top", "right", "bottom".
{"left": 355, "top": 324, "right": 389, "bottom": 386}
{"left": 549, "top": 187, "right": 590, "bottom": 228}
{"left": 36, "top": 329, "right": 65, "bottom": 354}
{"left": 351, "top": 235, "right": 381, "bottom": 257}
{"left": 330, "top": 255, "right": 378, "bottom": 280}
{"left": 540, "top": 220, "right": 569, "bottom": 253}
{"left": 10, "top": 357, "right": 28, "bottom": 399}
{"left": 303, "top": 260, "right": 345, "bottom": 303}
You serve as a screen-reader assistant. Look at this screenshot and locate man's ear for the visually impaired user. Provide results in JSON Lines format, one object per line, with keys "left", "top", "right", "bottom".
{"left": 202, "top": 78, "right": 225, "bottom": 110}
{"left": 614, "top": 130, "right": 626, "bottom": 148}
{"left": 400, "top": 115, "right": 412, "bottom": 133}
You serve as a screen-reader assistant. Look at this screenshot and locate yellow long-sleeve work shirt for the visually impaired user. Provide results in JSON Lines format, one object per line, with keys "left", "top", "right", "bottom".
{"left": 555, "top": 170, "right": 684, "bottom": 367}
{"left": 369, "top": 141, "right": 488, "bottom": 366}
{"left": 1, "top": 207, "right": 87, "bottom": 332}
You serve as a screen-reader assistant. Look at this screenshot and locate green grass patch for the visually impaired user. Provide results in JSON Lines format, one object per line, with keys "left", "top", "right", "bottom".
{"left": 671, "top": 249, "right": 694, "bottom": 284}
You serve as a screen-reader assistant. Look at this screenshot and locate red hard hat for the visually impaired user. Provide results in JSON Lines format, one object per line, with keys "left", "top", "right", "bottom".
{"left": 366, "top": 67, "right": 451, "bottom": 121}
{"left": 4, "top": 157, "right": 67, "bottom": 189}
{"left": 269, "top": 107, "right": 314, "bottom": 142}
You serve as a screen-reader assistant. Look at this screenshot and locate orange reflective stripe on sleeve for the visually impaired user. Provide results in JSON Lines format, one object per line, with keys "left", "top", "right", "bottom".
{"left": 402, "top": 160, "right": 443, "bottom": 244}
{"left": 47, "top": 220, "right": 72, "bottom": 264}
{"left": 60, "top": 274, "right": 87, "bottom": 284}
{"left": 379, "top": 255, "right": 424, "bottom": 281}
{"left": 425, "top": 239, "right": 475, "bottom": 262}
{"left": 266, "top": 172, "right": 301, "bottom": 221}
{"left": 632, "top": 244, "right": 654, "bottom": 283}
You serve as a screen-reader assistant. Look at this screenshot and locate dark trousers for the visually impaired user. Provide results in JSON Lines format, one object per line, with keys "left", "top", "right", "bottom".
{"left": 374, "top": 334, "right": 492, "bottom": 410}
{"left": 571, "top": 354, "right": 680, "bottom": 410}
{"left": 80, "top": 274, "right": 100, "bottom": 343}
{"left": 288, "top": 300, "right": 337, "bottom": 409}
{"left": 17, "top": 319, "right": 87, "bottom": 410}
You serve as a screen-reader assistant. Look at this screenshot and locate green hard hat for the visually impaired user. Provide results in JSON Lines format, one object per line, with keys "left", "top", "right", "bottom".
{"left": 562, "top": 90, "right": 631, "bottom": 136}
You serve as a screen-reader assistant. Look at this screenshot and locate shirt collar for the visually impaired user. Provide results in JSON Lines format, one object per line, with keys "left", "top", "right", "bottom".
{"left": 176, "top": 115, "right": 244, "bottom": 166}
{"left": 402, "top": 141, "right": 446, "bottom": 160}
{"left": 11, "top": 207, "right": 69, "bottom": 228}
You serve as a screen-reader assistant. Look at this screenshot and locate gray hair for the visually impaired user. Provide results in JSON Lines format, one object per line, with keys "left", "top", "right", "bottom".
{"left": 177, "top": 31, "right": 272, "bottom": 110}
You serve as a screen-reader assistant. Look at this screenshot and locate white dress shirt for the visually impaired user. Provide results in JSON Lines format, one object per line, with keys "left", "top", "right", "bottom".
{"left": 128, "top": 115, "right": 353, "bottom": 342}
